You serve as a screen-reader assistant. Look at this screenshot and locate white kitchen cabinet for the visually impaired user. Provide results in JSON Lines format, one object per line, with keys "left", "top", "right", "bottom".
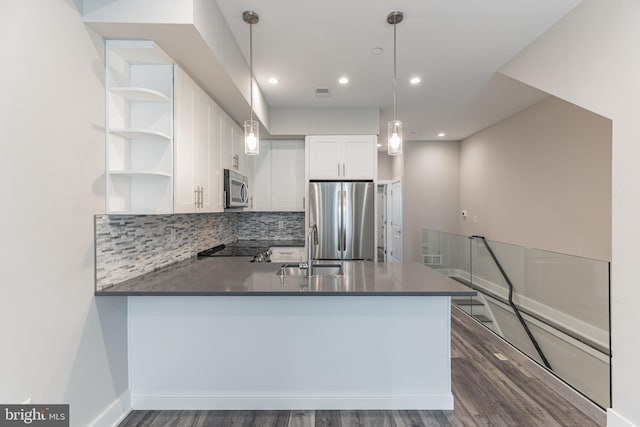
{"left": 221, "top": 113, "right": 246, "bottom": 174}
{"left": 105, "top": 40, "right": 174, "bottom": 214}
{"left": 251, "top": 140, "right": 305, "bottom": 211}
{"left": 252, "top": 142, "right": 272, "bottom": 211}
{"left": 270, "top": 247, "right": 304, "bottom": 262}
{"left": 271, "top": 141, "right": 305, "bottom": 210}
{"left": 307, "top": 135, "right": 376, "bottom": 180}
{"left": 173, "top": 66, "right": 222, "bottom": 213}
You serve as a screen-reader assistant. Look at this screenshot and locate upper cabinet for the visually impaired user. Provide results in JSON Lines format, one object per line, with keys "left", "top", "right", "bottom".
{"left": 307, "top": 135, "right": 377, "bottom": 180}
{"left": 220, "top": 113, "right": 250, "bottom": 176}
{"left": 105, "top": 40, "right": 174, "bottom": 214}
{"left": 253, "top": 141, "right": 305, "bottom": 211}
{"left": 174, "top": 66, "right": 223, "bottom": 213}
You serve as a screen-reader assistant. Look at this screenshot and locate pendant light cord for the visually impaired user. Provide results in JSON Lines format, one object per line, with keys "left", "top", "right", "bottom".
{"left": 393, "top": 21, "right": 397, "bottom": 122}
{"left": 249, "top": 22, "right": 254, "bottom": 123}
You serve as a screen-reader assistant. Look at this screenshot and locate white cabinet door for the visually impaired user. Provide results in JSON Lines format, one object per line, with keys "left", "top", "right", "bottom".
{"left": 343, "top": 136, "right": 375, "bottom": 179}
{"left": 272, "top": 141, "right": 305, "bottom": 210}
{"left": 174, "top": 66, "right": 223, "bottom": 213}
{"left": 252, "top": 140, "right": 272, "bottom": 211}
{"left": 173, "top": 67, "right": 198, "bottom": 213}
{"left": 308, "top": 137, "right": 341, "bottom": 179}
{"left": 220, "top": 114, "right": 234, "bottom": 172}
{"left": 209, "top": 105, "right": 223, "bottom": 212}
{"left": 193, "top": 85, "right": 211, "bottom": 210}
{"left": 308, "top": 135, "right": 376, "bottom": 180}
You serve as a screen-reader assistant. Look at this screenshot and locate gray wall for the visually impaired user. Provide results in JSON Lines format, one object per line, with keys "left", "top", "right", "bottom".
{"left": 459, "top": 96, "right": 612, "bottom": 261}
{"left": 403, "top": 141, "right": 461, "bottom": 263}
{"left": 0, "top": 1, "right": 128, "bottom": 425}
{"left": 500, "top": 3, "right": 637, "bottom": 418}
{"left": 377, "top": 152, "right": 393, "bottom": 181}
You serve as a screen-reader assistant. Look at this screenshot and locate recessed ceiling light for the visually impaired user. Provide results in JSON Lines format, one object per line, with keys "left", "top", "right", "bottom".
{"left": 338, "top": 77, "right": 349, "bottom": 85}
{"left": 438, "top": 132, "right": 446, "bottom": 137}
{"left": 410, "top": 77, "right": 421, "bottom": 85}
{"left": 268, "top": 77, "right": 279, "bottom": 85}
{"left": 371, "top": 47, "right": 383, "bottom": 55}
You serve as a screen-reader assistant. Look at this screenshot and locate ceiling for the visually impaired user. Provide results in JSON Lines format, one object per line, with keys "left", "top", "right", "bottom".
{"left": 216, "top": 0, "right": 582, "bottom": 142}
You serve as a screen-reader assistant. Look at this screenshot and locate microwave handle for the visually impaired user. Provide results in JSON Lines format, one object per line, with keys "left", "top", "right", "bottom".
{"left": 240, "top": 182, "right": 249, "bottom": 203}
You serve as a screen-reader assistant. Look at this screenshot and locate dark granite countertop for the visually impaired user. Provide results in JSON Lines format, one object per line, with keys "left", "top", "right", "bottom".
{"left": 96, "top": 257, "right": 476, "bottom": 297}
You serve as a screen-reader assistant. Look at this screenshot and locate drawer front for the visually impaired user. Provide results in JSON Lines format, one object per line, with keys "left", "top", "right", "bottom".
{"left": 270, "top": 247, "right": 303, "bottom": 262}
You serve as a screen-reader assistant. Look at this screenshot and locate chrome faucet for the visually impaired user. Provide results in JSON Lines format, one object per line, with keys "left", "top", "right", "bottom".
{"left": 304, "top": 223, "right": 318, "bottom": 277}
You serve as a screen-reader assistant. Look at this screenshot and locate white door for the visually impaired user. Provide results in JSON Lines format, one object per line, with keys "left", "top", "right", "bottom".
{"left": 390, "top": 179, "right": 403, "bottom": 263}
{"left": 377, "top": 184, "right": 387, "bottom": 262}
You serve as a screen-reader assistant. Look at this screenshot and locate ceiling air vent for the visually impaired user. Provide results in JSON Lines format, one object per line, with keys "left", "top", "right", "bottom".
{"left": 315, "top": 88, "right": 330, "bottom": 97}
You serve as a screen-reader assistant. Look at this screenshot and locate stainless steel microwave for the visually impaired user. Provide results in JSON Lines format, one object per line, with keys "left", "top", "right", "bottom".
{"left": 224, "top": 169, "right": 249, "bottom": 208}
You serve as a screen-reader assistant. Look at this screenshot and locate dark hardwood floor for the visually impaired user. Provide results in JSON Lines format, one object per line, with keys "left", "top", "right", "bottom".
{"left": 119, "top": 306, "right": 605, "bottom": 427}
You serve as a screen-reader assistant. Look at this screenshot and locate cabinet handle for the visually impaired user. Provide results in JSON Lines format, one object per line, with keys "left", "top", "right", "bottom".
{"left": 279, "top": 251, "right": 294, "bottom": 255}
{"left": 194, "top": 187, "right": 198, "bottom": 208}
{"left": 343, "top": 163, "right": 346, "bottom": 176}
{"left": 199, "top": 187, "right": 203, "bottom": 208}
{"left": 337, "top": 163, "right": 340, "bottom": 176}
{"left": 303, "top": 196, "right": 305, "bottom": 209}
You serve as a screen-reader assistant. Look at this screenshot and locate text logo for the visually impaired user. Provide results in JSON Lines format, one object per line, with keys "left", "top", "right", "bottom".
{"left": 0, "top": 405, "right": 68, "bottom": 427}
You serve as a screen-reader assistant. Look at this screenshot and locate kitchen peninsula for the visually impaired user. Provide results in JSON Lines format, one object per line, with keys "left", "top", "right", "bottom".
{"left": 97, "top": 258, "right": 474, "bottom": 411}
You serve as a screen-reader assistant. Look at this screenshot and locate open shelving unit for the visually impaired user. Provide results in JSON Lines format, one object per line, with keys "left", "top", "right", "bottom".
{"left": 105, "top": 40, "right": 174, "bottom": 214}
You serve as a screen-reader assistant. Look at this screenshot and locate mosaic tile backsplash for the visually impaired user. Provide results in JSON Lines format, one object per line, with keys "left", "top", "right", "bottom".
{"left": 236, "top": 211, "right": 305, "bottom": 241}
{"left": 95, "top": 211, "right": 305, "bottom": 290}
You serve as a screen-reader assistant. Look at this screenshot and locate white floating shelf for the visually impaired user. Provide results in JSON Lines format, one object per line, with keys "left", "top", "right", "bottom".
{"left": 109, "top": 170, "right": 172, "bottom": 177}
{"left": 108, "top": 129, "right": 172, "bottom": 141}
{"left": 110, "top": 87, "right": 171, "bottom": 103}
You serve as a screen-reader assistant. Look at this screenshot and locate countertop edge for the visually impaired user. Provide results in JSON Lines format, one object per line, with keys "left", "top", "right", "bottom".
{"left": 95, "top": 290, "right": 477, "bottom": 297}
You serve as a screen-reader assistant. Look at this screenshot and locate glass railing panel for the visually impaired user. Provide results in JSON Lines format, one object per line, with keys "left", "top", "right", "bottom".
{"left": 523, "top": 248, "right": 609, "bottom": 347}
{"left": 422, "top": 228, "right": 470, "bottom": 274}
{"left": 421, "top": 228, "right": 611, "bottom": 408}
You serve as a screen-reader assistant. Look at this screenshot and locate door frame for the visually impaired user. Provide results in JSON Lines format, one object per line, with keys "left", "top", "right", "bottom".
{"left": 376, "top": 180, "right": 392, "bottom": 262}
{"left": 389, "top": 177, "right": 403, "bottom": 263}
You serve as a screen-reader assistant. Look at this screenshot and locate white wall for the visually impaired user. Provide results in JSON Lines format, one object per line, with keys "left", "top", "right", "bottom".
{"left": 269, "top": 108, "right": 379, "bottom": 136}
{"left": 459, "top": 96, "right": 611, "bottom": 261}
{"left": 501, "top": 0, "right": 639, "bottom": 424}
{"left": 402, "top": 141, "right": 461, "bottom": 263}
{"left": 0, "top": 1, "right": 128, "bottom": 426}
{"left": 377, "top": 152, "right": 393, "bottom": 181}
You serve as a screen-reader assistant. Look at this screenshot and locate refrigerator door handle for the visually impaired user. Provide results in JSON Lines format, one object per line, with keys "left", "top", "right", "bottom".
{"left": 337, "top": 189, "right": 342, "bottom": 250}
{"left": 341, "top": 188, "right": 347, "bottom": 255}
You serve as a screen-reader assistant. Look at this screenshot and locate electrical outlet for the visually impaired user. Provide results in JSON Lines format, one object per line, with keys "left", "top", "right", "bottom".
{"left": 278, "top": 221, "right": 284, "bottom": 229}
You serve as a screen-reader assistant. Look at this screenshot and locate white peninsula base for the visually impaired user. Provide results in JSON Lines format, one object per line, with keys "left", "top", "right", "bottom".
{"left": 128, "top": 296, "right": 454, "bottom": 410}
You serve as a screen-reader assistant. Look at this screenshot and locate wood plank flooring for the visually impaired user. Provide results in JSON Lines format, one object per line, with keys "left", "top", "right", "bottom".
{"left": 119, "top": 306, "right": 605, "bottom": 427}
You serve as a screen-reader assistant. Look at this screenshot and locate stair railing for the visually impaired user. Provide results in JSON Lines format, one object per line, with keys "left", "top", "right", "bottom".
{"left": 471, "top": 235, "right": 552, "bottom": 370}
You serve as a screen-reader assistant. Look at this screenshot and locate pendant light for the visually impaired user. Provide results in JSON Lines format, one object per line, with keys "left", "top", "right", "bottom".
{"left": 387, "top": 11, "right": 403, "bottom": 156}
{"left": 243, "top": 10, "right": 260, "bottom": 155}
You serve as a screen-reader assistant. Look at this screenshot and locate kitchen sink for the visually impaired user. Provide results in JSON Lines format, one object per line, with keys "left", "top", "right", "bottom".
{"left": 276, "top": 264, "right": 343, "bottom": 277}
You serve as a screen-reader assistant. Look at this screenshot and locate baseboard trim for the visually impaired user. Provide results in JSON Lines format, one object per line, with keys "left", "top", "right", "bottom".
{"left": 89, "top": 390, "right": 131, "bottom": 427}
{"left": 608, "top": 408, "right": 638, "bottom": 427}
{"left": 131, "top": 393, "right": 454, "bottom": 411}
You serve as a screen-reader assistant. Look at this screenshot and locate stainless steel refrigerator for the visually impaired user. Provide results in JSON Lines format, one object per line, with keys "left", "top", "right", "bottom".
{"left": 309, "top": 181, "right": 374, "bottom": 260}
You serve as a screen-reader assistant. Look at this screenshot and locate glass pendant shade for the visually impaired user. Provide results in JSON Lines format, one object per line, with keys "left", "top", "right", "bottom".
{"left": 388, "top": 120, "right": 403, "bottom": 156}
{"left": 244, "top": 119, "right": 259, "bottom": 155}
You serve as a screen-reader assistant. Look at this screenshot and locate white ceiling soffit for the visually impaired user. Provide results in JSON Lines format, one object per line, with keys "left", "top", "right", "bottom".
{"left": 217, "top": 0, "right": 582, "bottom": 141}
